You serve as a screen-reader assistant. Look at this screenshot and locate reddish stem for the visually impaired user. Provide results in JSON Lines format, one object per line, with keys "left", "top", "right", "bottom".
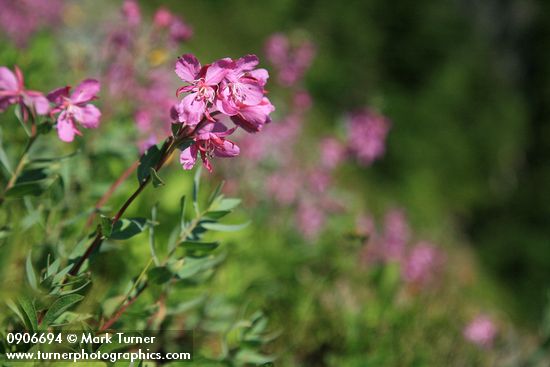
{"left": 85, "top": 160, "right": 140, "bottom": 228}
{"left": 100, "top": 284, "right": 147, "bottom": 331}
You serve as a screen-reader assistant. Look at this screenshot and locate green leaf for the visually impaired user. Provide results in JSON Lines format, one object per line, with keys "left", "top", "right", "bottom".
{"left": 180, "top": 241, "right": 219, "bottom": 252}
{"left": 16, "top": 296, "right": 38, "bottom": 331}
{"left": 30, "top": 150, "right": 78, "bottom": 164}
{"left": 26, "top": 253, "right": 37, "bottom": 290}
{"left": 0, "top": 128, "right": 13, "bottom": 175}
{"left": 207, "top": 180, "right": 225, "bottom": 208}
{"left": 137, "top": 144, "right": 161, "bottom": 183}
{"left": 149, "top": 203, "right": 159, "bottom": 266}
{"left": 213, "top": 198, "right": 241, "bottom": 212}
{"left": 179, "top": 196, "right": 187, "bottom": 231}
{"left": 147, "top": 266, "right": 172, "bottom": 284}
{"left": 234, "top": 349, "right": 275, "bottom": 365}
{"left": 192, "top": 165, "right": 202, "bottom": 215}
{"left": 176, "top": 254, "right": 225, "bottom": 279}
{"left": 150, "top": 167, "right": 165, "bottom": 188}
{"left": 171, "top": 123, "right": 182, "bottom": 137}
{"left": 5, "top": 179, "right": 52, "bottom": 198}
{"left": 110, "top": 218, "right": 147, "bottom": 240}
{"left": 100, "top": 215, "right": 113, "bottom": 238}
{"left": 201, "top": 221, "right": 250, "bottom": 232}
{"left": 41, "top": 294, "right": 84, "bottom": 328}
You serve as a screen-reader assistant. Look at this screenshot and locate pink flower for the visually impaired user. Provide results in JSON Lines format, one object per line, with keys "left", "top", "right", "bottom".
{"left": 347, "top": 109, "right": 391, "bottom": 166}
{"left": 0, "top": 0, "right": 64, "bottom": 48}
{"left": 217, "top": 55, "right": 274, "bottom": 132}
{"left": 169, "top": 18, "right": 193, "bottom": 43}
{"left": 122, "top": 0, "right": 141, "bottom": 26}
{"left": 179, "top": 122, "right": 239, "bottom": 172}
{"left": 153, "top": 7, "right": 174, "bottom": 28}
{"left": 381, "top": 209, "right": 410, "bottom": 261}
{"left": 297, "top": 201, "right": 325, "bottom": 240}
{"left": 175, "top": 54, "right": 231, "bottom": 125}
{"left": 464, "top": 315, "right": 498, "bottom": 348}
{"left": 402, "top": 242, "right": 443, "bottom": 286}
{"left": 320, "top": 138, "right": 346, "bottom": 169}
{"left": 264, "top": 33, "right": 316, "bottom": 86}
{"left": 0, "top": 66, "right": 49, "bottom": 116}
{"left": 47, "top": 79, "right": 101, "bottom": 142}
{"left": 267, "top": 172, "right": 300, "bottom": 205}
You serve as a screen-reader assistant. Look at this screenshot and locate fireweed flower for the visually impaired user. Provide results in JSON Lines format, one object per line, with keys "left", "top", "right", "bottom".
{"left": 402, "top": 242, "right": 444, "bottom": 286}
{"left": 264, "top": 33, "right": 316, "bottom": 86}
{"left": 217, "top": 55, "right": 274, "bottom": 132}
{"left": 179, "top": 122, "right": 240, "bottom": 172}
{"left": 381, "top": 209, "right": 410, "bottom": 261}
{"left": 0, "top": 0, "right": 64, "bottom": 47}
{"left": 347, "top": 109, "right": 391, "bottom": 166}
{"left": 122, "top": 0, "right": 141, "bottom": 26}
{"left": 0, "top": 66, "right": 49, "bottom": 116}
{"left": 464, "top": 315, "right": 498, "bottom": 348}
{"left": 175, "top": 54, "right": 232, "bottom": 125}
{"left": 47, "top": 79, "right": 101, "bottom": 142}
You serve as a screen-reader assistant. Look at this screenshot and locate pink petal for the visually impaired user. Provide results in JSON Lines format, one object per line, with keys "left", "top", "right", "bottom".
{"left": 232, "top": 97, "right": 275, "bottom": 132}
{"left": 238, "top": 78, "right": 264, "bottom": 105}
{"left": 74, "top": 104, "right": 101, "bottom": 128}
{"left": 248, "top": 68, "right": 269, "bottom": 86}
{"left": 215, "top": 85, "right": 239, "bottom": 115}
{"left": 29, "top": 94, "right": 50, "bottom": 115}
{"left": 47, "top": 86, "right": 70, "bottom": 104}
{"left": 179, "top": 145, "right": 197, "bottom": 170}
{"left": 178, "top": 93, "right": 205, "bottom": 125}
{"left": 214, "top": 139, "right": 240, "bottom": 157}
{"left": 56, "top": 111, "right": 79, "bottom": 142}
{"left": 235, "top": 54, "right": 259, "bottom": 74}
{"left": 71, "top": 79, "right": 100, "bottom": 104}
{"left": 175, "top": 54, "right": 201, "bottom": 82}
{"left": 0, "top": 67, "right": 18, "bottom": 91}
{"left": 204, "top": 58, "right": 231, "bottom": 85}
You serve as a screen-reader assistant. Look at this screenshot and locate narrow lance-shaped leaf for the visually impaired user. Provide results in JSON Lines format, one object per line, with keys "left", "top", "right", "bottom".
{"left": 41, "top": 294, "right": 84, "bottom": 328}
{"left": 26, "top": 253, "right": 38, "bottom": 290}
{"left": 137, "top": 144, "right": 161, "bottom": 183}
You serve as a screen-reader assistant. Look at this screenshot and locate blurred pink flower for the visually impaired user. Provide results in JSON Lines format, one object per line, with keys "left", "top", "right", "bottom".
{"left": 402, "top": 242, "right": 443, "bottom": 286}
{"left": 297, "top": 201, "right": 325, "bottom": 240}
{"left": 347, "top": 109, "right": 391, "bottom": 166}
{"left": 293, "top": 90, "right": 313, "bottom": 111}
{"left": 464, "top": 315, "right": 498, "bottom": 348}
{"left": 122, "top": 0, "right": 141, "bottom": 26}
{"left": 381, "top": 209, "right": 410, "bottom": 261}
{"left": 320, "top": 138, "right": 346, "bottom": 169}
{"left": 265, "top": 33, "right": 316, "bottom": 86}
{"left": 180, "top": 122, "right": 239, "bottom": 172}
{"left": 267, "top": 172, "right": 300, "bottom": 205}
{"left": 0, "top": 66, "right": 49, "bottom": 116}
{"left": 0, "top": 0, "right": 64, "bottom": 47}
{"left": 169, "top": 18, "right": 193, "bottom": 43}
{"left": 153, "top": 7, "right": 174, "bottom": 28}
{"left": 48, "top": 79, "right": 101, "bottom": 142}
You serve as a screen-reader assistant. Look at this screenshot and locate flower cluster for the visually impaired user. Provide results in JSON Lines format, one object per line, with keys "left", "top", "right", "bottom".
{"left": 359, "top": 209, "right": 445, "bottom": 288}
{"left": 0, "top": 65, "right": 101, "bottom": 142}
{"left": 463, "top": 315, "right": 498, "bottom": 348}
{"left": 0, "top": 0, "right": 64, "bottom": 48}
{"left": 347, "top": 109, "right": 391, "bottom": 166}
{"left": 174, "top": 54, "right": 274, "bottom": 171}
{"left": 265, "top": 33, "right": 316, "bottom": 87}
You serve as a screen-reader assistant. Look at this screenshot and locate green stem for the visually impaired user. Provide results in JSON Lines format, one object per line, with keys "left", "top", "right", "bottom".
{"left": 0, "top": 134, "right": 38, "bottom": 204}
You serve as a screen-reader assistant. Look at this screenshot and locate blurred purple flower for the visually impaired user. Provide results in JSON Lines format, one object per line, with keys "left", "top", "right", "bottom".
{"left": 297, "top": 201, "right": 325, "bottom": 240}
{"left": 381, "top": 209, "right": 410, "bottom": 261}
{"left": 464, "top": 315, "right": 498, "bottom": 348}
{"left": 402, "top": 242, "right": 443, "bottom": 286}
{"left": 347, "top": 109, "right": 391, "bottom": 166}
{"left": 122, "top": 0, "right": 141, "bottom": 26}
{"left": 48, "top": 79, "right": 101, "bottom": 142}
{"left": 0, "top": 66, "right": 49, "bottom": 117}
{"left": 265, "top": 33, "right": 316, "bottom": 86}
{"left": 0, "top": 0, "right": 64, "bottom": 47}
{"left": 267, "top": 172, "right": 300, "bottom": 205}
{"left": 320, "top": 138, "right": 346, "bottom": 169}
